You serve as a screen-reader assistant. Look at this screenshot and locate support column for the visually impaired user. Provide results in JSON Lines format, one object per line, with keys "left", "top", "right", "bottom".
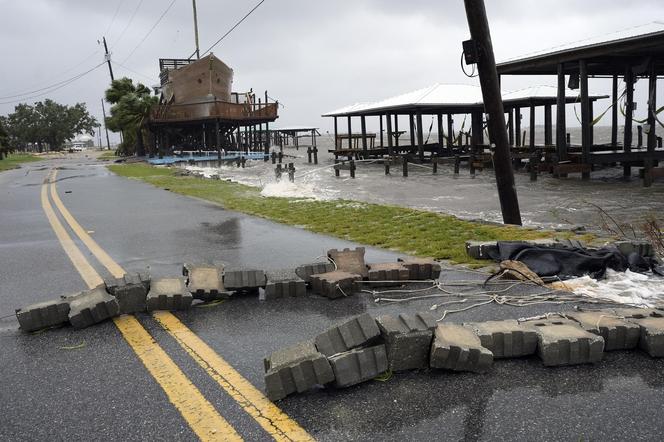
{"left": 447, "top": 115, "right": 454, "bottom": 149}
{"left": 333, "top": 116, "right": 338, "bottom": 151}
{"left": 471, "top": 111, "right": 482, "bottom": 150}
{"left": 394, "top": 115, "right": 400, "bottom": 147}
{"left": 529, "top": 104, "right": 535, "bottom": 151}
{"left": 556, "top": 63, "right": 568, "bottom": 160}
{"left": 507, "top": 108, "right": 514, "bottom": 146}
{"left": 361, "top": 115, "right": 367, "bottom": 154}
{"left": 416, "top": 111, "right": 424, "bottom": 162}
{"left": 514, "top": 107, "right": 521, "bottom": 147}
{"left": 386, "top": 112, "right": 393, "bottom": 156}
{"left": 409, "top": 114, "right": 415, "bottom": 148}
{"left": 645, "top": 61, "right": 657, "bottom": 187}
{"left": 347, "top": 115, "right": 352, "bottom": 151}
{"left": 580, "top": 59, "right": 590, "bottom": 179}
{"left": 437, "top": 113, "right": 444, "bottom": 155}
{"left": 379, "top": 115, "right": 384, "bottom": 147}
{"left": 611, "top": 74, "right": 618, "bottom": 148}
{"left": 544, "top": 104, "right": 552, "bottom": 146}
{"left": 623, "top": 67, "right": 634, "bottom": 177}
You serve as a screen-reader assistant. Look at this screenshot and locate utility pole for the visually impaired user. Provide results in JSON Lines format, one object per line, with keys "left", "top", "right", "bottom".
{"left": 463, "top": 0, "right": 522, "bottom": 225}
{"left": 102, "top": 36, "right": 114, "bottom": 81}
{"left": 192, "top": 0, "right": 201, "bottom": 59}
{"left": 101, "top": 98, "right": 112, "bottom": 150}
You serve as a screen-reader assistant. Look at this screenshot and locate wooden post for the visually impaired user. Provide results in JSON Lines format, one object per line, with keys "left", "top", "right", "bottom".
{"left": 645, "top": 61, "right": 657, "bottom": 187}
{"left": 556, "top": 64, "right": 567, "bottom": 161}
{"left": 529, "top": 104, "right": 535, "bottom": 151}
{"left": 514, "top": 107, "right": 521, "bottom": 147}
{"left": 447, "top": 115, "right": 454, "bottom": 149}
{"left": 611, "top": 74, "right": 618, "bottom": 148}
{"left": 580, "top": 59, "right": 590, "bottom": 179}
{"left": 471, "top": 111, "right": 482, "bottom": 151}
{"left": 416, "top": 111, "right": 424, "bottom": 162}
{"left": 437, "top": 114, "right": 444, "bottom": 155}
{"left": 507, "top": 108, "right": 514, "bottom": 146}
{"left": 361, "top": 115, "right": 368, "bottom": 154}
{"left": 589, "top": 100, "right": 594, "bottom": 148}
{"left": 394, "top": 115, "right": 400, "bottom": 147}
{"left": 347, "top": 116, "right": 352, "bottom": 151}
{"left": 464, "top": 0, "right": 521, "bottom": 225}
{"left": 386, "top": 112, "right": 393, "bottom": 156}
{"left": 333, "top": 116, "right": 338, "bottom": 151}
{"left": 402, "top": 156, "right": 408, "bottom": 177}
{"left": 379, "top": 115, "right": 384, "bottom": 147}
{"left": 544, "top": 104, "right": 552, "bottom": 146}
{"left": 409, "top": 114, "right": 415, "bottom": 148}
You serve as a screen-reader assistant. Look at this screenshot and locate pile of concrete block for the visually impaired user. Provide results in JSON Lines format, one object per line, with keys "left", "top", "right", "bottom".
{"left": 263, "top": 306, "right": 664, "bottom": 402}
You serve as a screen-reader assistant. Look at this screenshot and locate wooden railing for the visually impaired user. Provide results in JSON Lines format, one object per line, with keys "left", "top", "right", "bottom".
{"left": 150, "top": 101, "right": 278, "bottom": 122}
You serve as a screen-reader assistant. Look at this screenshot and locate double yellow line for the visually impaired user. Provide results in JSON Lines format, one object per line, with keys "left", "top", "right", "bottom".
{"left": 41, "top": 169, "right": 312, "bottom": 442}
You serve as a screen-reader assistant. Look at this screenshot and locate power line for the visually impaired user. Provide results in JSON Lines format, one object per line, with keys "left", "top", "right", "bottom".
{"left": 199, "top": 0, "right": 267, "bottom": 57}
{"left": 111, "top": 61, "right": 154, "bottom": 83}
{"left": 111, "top": 0, "right": 145, "bottom": 47}
{"left": 0, "top": 62, "right": 105, "bottom": 105}
{"left": 121, "top": 0, "right": 177, "bottom": 64}
{"left": 104, "top": 0, "right": 126, "bottom": 36}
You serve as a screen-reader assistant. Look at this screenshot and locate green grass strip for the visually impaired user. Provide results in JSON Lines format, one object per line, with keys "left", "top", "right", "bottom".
{"left": 0, "top": 153, "right": 40, "bottom": 172}
{"left": 108, "top": 163, "right": 590, "bottom": 266}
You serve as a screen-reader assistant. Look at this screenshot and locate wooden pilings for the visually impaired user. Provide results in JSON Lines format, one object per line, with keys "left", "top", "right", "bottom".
{"left": 579, "top": 59, "right": 591, "bottom": 179}
{"left": 556, "top": 63, "right": 568, "bottom": 161}
{"left": 624, "top": 67, "right": 634, "bottom": 177}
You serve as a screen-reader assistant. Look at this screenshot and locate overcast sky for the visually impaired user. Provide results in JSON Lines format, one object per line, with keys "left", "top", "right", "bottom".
{"left": 1, "top": 0, "right": 663, "bottom": 143}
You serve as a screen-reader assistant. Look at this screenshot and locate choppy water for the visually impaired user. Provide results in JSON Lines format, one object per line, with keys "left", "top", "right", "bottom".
{"left": 183, "top": 127, "right": 664, "bottom": 232}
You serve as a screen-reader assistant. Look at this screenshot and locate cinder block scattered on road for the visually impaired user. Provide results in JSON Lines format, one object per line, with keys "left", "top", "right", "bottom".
{"left": 264, "top": 340, "right": 335, "bottom": 401}
{"left": 611, "top": 307, "right": 663, "bottom": 319}
{"left": 104, "top": 273, "right": 150, "bottom": 314}
{"left": 327, "top": 247, "right": 368, "bottom": 278}
{"left": 430, "top": 323, "right": 493, "bottom": 372}
{"left": 466, "top": 319, "right": 539, "bottom": 358}
{"left": 465, "top": 241, "right": 498, "bottom": 260}
{"left": 623, "top": 316, "right": 664, "bottom": 357}
{"left": 328, "top": 344, "right": 388, "bottom": 388}
{"left": 15, "top": 299, "right": 70, "bottom": 332}
{"left": 314, "top": 313, "right": 380, "bottom": 357}
{"left": 146, "top": 278, "right": 192, "bottom": 311}
{"left": 376, "top": 312, "right": 437, "bottom": 371}
{"left": 67, "top": 286, "right": 120, "bottom": 329}
{"left": 185, "top": 265, "right": 230, "bottom": 301}
{"left": 367, "top": 262, "right": 410, "bottom": 286}
{"left": 397, "top": 257, "right": 442, "bottom": 280}
{"left": 309, "top": 271, "right": 361, "bottom": 299}
{"left": 294, "top": 262, "right": 335, "bottom": 284}
{"left": 565, "top": 310, "right": 641, "bottom": 351}
{"left": 264, "top": 280, "right": 306, "bottom": 300}
{"left": 528, "top": 319, "right": 604, "bottom": 366}
{"left": 224, "top": 269, "right": 267, "bottom": 293}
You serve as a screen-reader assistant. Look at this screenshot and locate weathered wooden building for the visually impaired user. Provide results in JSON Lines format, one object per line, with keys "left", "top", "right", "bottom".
{"left": 148, "top": 53, "right": 278, "bottom": 156}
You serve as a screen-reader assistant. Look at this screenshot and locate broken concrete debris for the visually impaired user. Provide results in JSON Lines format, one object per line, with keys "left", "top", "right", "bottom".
{"left": 314, "top": 313, "right": 381, "bottom": 357}
{"left": 264, "top": 269, "right": 306, "bottom": 300}
{"left": 367, "top": 262, "right": 410, "bottom": 286}
{"left": 328, "top": 345, "right": 388, "bottom": 388}
{"left": 564, "top": 310, "right": 640, "bottom": 351}
{"left": 624, "top": 316, "right": 664, "bottom": 357}
{"left": 184, "top": 264, "right": 230, "bottom": 301}
{"left": 223, "top": 269, "right": 267, "bottom": 294}
{"left": 15, "top": 299, "right": 71, "bottom": 332}
{"left": 309, "top": 271, "right": 362, "bottom": 299}
{"left": 376, "top": 312, "right": 437, "bottom": 371}
{"left": 147, "top": 277, "right": 193, "bottom": 311}
{"left": 328, "top": 247, "right": 369, "bottom": 277}
{"left": 466, "top": 319, "right": 538, "bottom": 358}
{"left": 294, "top": 262, "right": 335, "bottom": 283}
{"left": 104, "top": 273, "right": 150, "bottom": 314}
{"left": 429, "top": 323, "right": 493, "bottom": 373}
{"left": 526, "top": 318, "right": 605, "bottom": 366}
{"left": 68, "top": 286, "right": 121, "bottom": 329}
{"left": 397, "top": 257, "right": 442, "bottom": 280}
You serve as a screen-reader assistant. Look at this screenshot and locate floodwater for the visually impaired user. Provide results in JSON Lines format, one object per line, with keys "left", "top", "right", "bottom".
{"left": 183, "top": 127, "right": 664, "bottom": 232}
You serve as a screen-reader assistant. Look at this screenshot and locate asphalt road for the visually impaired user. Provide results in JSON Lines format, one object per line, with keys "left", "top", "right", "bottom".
{"left": 1, "top": 153, "right": 663, "bottom": 441}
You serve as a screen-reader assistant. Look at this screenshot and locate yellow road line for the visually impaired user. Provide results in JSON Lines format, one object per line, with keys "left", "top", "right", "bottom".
{"left": 41, "top": 171, "right": 103, "bottom": 289}
{"left": 113, "top": 315, "right": 243, "bottom": 442}
{"left": 41, "top": 170, "right": 242, "bottom": 442}
{"left": 49, "top": 170, "right": 125, "bottom": 278}
{"left": 153, "top": 312, "right": 314, "bottom": 442}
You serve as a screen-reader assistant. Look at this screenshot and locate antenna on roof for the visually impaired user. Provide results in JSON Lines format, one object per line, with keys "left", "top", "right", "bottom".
{"left": 192, "top": 0, "right": 200, "bottom": 59}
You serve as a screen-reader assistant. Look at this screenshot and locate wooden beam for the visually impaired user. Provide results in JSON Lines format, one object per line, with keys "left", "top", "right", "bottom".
{"left": 556, "top": 64, "right": 567, "bottom": 161}
{"left": 507, "top": 110, "right": 514, "bottom": 146}
{"left": 409, "top": 114, "right": 416, "bottom": 148}
{"left": 386, "top": 112, "right": 393, "bottom": 156}
{"left": 611, "top": 74, "right": 618, "bottom": 148}
{"left": 361, "top": 115, "right": 367, "bottom": 153}
{"left": 333, "top": 116, "right": 338, "bottom": 150}
{"left": 394, "top": 115, "right": 400, "bottom": 147}
{"left": 447, "top": 115, "right": 454, "bottom": 149}
{"left": 416, "top": 111, "right": 424, "bottom": 162}
{"left": 645, "top": 60, "right": 657, "bottom": 187}
{"left": 544, "top": 104, "right": 552, "bottom": 146}
{"left": 514, "top": 107, "right": 521, "bottom": 147}
{"left": 580, "top": 59, "right": 590, "bottom": 179}
{"left": 347, "top": 116, "right": 352, "bottom": 150}
{"left": 379, "top": 115, "right": 384, "bottom": 147}
{"left": 529, "top": 104, "right": 535, "bottom": 151}
{"left": 437, "top": 114, "right": 444, "bottom": 155}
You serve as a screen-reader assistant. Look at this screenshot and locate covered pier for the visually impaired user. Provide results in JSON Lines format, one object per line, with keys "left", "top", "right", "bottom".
{"left": 497, "top": 21, "right": 664, "bottom": 186}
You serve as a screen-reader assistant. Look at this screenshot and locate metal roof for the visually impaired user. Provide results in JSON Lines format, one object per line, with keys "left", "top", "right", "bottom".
{"left": 322, "top": 84, "right": 607, "bottom": 117}
{"left": 497, "top": 21, "right": 664, "bottom": 76}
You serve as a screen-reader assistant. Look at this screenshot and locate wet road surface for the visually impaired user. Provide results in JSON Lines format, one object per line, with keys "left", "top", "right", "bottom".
{"left": 1, "top": 153, "right": 664, "bottom": 441}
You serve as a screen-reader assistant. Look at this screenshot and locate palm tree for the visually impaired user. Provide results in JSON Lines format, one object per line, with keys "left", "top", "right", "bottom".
{"left": 105, "top": 78, "right": 157, "bottom": 156}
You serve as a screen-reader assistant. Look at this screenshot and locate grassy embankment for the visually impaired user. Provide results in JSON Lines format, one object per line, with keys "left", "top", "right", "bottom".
{"left": 0, "top": 153, "right": 40, "bottom": 172}
{"left": 108, "top": 163, "right": 593, "bottom": 266}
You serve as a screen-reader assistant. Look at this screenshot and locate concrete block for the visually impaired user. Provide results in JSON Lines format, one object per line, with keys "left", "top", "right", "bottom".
{"left": 528, "top": 319, "right": 604, "bottom": 366}
{"left": 430, "top": 323, "right": 493, "bottom": 373}
{"left": 15, "top": 299, "right": 70, "bottom": 332}
{"left": 614, "top": 240, "right": 653, "bottom": 257}
{"left": 264, "top": 279, "right": 306, "bottom": 300}
{"left": 309, "top": 271, "right": 361, "bottom": 299}
{"left": 104, "top": 273, "right": 150, "bottom": 314}
{"left": 465, "top": 241, "right": 498, "bottom": 260}
{"left": 264, "top": 340, "right": 334, "bottom": 401}
{"left": 224, "top": 269, "right": 267, "bottom": 293}
{"left": 367, "top": 262, "right": 410, "bottom": 286}
{"left": 397, "top": 257, "right": 442, "bottom": 280}
{"left": 68, "top": 286, "right": 120, "bottom": 329}
{"left": 376, "top": 312, "right": 437, "bottom": 371}
{"left": 327, "top": 247, "right": 368, "bottom": 277}
{"left": 565, "top": 310, "right": 641, "bottom": 351}
{"left": 611, "top": 307, "right": 663, "bottom": 319}
{"left": 328, "top": 345, "right": 388, "bottom": 388}
{"left": 294, "top": 262, "right": 335, "bottom": 283}
{"left": 186, "top": 265, "right": 230, "bottom": 301}
{"left": 466, "top": 319, "right": 538, "bottom": 358}
{"left": 624, "top": 316, "right": 664, "bottom": 357}
{"left": 146, "top": 278, "right": 192, "bottom": 311}
{"left": 314, "top": 313, "right": 380, "bottom": 357}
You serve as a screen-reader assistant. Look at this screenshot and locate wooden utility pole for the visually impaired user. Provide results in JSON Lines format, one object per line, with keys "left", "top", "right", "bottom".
{"left": 101, "top": 98, "right": 111, "bottom": 150}
{"left": 463, "top": 0, "right": 521, "bottom": 225}
{"left": 192, "top": 0, "right": 201, "bottom": 59}
{"left": 102, "top": 36, "right": 114, "bottom": 81}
